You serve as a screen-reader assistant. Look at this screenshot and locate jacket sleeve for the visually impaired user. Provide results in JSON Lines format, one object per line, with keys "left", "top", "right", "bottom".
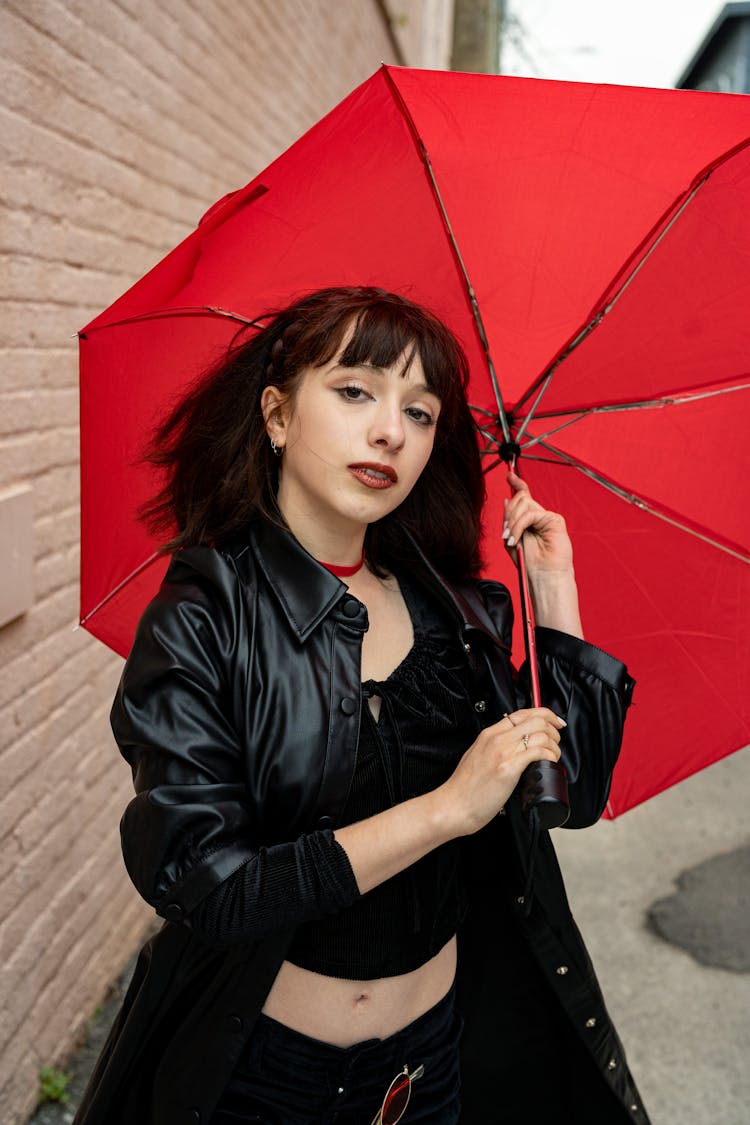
{"left": 112, "top": 550, "right": 359, "bottom": 941}
{"left": 475, "top": 580, "right": 636, "bottom": 828}
{"left": 523, "top": 626, "right": 635, "bottom": 827}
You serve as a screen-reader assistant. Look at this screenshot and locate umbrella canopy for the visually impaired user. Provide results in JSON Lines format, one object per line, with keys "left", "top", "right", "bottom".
{"left": 79, "top": 65, "right": 750, "bottom": 816}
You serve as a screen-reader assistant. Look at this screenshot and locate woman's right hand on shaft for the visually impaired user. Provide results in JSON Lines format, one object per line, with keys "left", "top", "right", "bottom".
{"left": 335, "top": 708, "right": 565, "bottom": 898}
{"left": 434, "top": 708, "right": 565, "bottom": 837}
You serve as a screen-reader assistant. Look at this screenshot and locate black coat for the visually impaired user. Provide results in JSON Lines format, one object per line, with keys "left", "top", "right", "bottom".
{"left": 74, "top": 519, "right": 649, "bottom": 1125}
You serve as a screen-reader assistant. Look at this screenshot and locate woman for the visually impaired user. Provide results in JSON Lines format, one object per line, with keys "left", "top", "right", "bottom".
{"left": 75, "top": 287, "right": 647, "bottom": 1125}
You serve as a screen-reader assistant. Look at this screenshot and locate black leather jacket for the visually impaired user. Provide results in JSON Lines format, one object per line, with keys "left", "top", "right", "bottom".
{"left": 75, "top": 518, "right": 649, "bottom": 1125}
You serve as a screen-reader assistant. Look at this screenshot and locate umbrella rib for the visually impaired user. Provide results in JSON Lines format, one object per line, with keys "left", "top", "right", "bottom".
{"left": 518, "top": 381, "right": 750, "bottom": 448}
{"left": 513, "top": 172, "right": 712, "bottom": 419}
{"left": 382, "top": 67, "right": 511, "bottom": 443}
{"left": 525, "top": 380, "right": 750, "bottom": 421}
{"left": 536, "top": 440, "right": 750, "bottom": 565}
{"left": 516, "top": 373, "right": 554, "bottom": 442}
{"left": 79, "top": 306, "right": 261, "bottom": 337}
{"left": 472, "top": 402, "right": 591, "bottom": 455}
{"left": 79, "top": 550, "right": 163, "bottom": 627}
{"left": 521, "top": 413, "right": 591, "bottom": 449}
{"left": 476, "top": 423, "right": 503, "bottom": 449}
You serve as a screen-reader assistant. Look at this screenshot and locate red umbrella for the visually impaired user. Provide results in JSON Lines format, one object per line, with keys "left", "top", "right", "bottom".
{"left": 79, "top": 65, "right": 750, "bottom": 817}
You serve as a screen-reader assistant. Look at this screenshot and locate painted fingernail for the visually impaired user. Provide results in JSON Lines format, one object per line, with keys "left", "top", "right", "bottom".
{"left": 507, "top": 535, "right": 515, "bottom": 547}
{"left": 555, "top": 714, "right": 567, "bottom": 727}
{"left": 502, "top": 524, "right": 509, "bottom": 539}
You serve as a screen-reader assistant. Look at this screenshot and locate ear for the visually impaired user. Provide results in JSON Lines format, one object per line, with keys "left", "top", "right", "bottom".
{"left": 261, "top": 385, "right": 290, "bottom": 446}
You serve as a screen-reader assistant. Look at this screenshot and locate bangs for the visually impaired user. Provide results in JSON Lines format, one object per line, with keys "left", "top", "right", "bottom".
{"left": 313, "top": 298, "right": 468, "bottom": 420}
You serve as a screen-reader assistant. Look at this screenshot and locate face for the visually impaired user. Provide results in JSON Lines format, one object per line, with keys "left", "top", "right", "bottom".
{"left": 262, "top": 338, "right": 441, "bottom": 541}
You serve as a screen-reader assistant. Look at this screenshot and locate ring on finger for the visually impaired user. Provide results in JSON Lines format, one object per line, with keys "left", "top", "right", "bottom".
{"left": 521, "top": 733, "right": 529, "bottom": 750}
{"left": 503, "top": 712, "right": 517, "bottom": 727}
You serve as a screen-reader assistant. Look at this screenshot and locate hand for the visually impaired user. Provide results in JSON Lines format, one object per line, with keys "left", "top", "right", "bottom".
{"left": 435, "top": 708, "right": 565, "bottom": 837}
{"left": 503, "top": 470, "right": 573, "bottom": 577}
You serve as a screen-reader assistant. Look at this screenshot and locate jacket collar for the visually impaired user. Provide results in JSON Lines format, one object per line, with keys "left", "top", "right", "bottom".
{"left": 248, "top": 518, "right": 346, "bottom": 642}
{"left": 247, "top": 517, "right": 501, "bottom": 646}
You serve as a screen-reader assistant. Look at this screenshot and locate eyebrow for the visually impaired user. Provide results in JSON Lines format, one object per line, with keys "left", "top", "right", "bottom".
{"left": 337, "top": 362, "right": 440, "bottom": 397}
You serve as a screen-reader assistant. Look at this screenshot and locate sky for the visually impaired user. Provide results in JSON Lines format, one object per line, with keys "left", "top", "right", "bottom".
{"left": 501, "top": 0, "right": 726, "bottom": 88}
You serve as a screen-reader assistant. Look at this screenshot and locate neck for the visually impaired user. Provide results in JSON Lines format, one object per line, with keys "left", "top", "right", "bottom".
{"left": 317, "top": 550, "right": 366, "bottom": 577}
{"left": 276, "top": 495, "right": 367, "bottom": 570}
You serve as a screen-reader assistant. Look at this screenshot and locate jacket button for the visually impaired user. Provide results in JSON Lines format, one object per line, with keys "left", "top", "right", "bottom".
{"left": 474, "top": 700, "right": 486, "bottom": 713}
{"left": 341, "top": 597, "right": 361, "bottom": 618}
{"left": 163, "top": 903, "right": 184, "bottom": 923}
{"left": 340, "top": 697, "right": 357, "bottom": 715}
{"left": 555, "top": 965, "right": 569, "bottom": 975}
{"left": 463, "top": 642, "right": 472, "bottom": 653}
{"left": 227, "top": 1014, "right": 243, "bottom": 1033}
{"left": 183, "top": 1110, "right": 200, "bottom": 1123}
{"left": 585, "top": 1017, "right": 597, "bottom": 1028}
{"left": 630, "top": 1106, "right": 639, "bottom": 1113}
{"left": 317, "top": 815, "right": 334, "bottom": 829}
{"left": 607, "top": 1057, "right": 618, "bottom": 1070}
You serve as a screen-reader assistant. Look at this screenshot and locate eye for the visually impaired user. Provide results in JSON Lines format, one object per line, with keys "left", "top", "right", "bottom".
{"left": 336, "top": 384, "right": 371, "bottom": 402}
{"left": 405, "top": 406, "right": 436, "bottom": 426}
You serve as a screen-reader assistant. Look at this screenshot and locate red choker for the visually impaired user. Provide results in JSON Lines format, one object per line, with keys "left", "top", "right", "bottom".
{"left": 317, "top": 551, "right": 366, "bottom": 578}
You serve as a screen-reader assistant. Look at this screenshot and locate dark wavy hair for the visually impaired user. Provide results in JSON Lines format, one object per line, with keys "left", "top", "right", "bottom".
{"left": 139, "top": 287, "right": 485, "bottom": 579}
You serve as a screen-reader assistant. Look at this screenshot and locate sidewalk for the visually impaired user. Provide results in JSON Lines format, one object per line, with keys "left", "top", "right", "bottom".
{"left": 554, "top": 744, "right": 750, "bottom": 1125}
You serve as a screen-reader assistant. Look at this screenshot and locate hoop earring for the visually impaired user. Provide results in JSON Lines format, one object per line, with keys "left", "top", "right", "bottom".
{"left": 270, "top": 436, "right": 284, "bottom": 457}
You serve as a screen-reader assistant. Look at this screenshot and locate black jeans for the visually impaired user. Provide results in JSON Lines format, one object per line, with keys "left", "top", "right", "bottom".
{"left": 211, "top": 984, "right": 462, "bottom": 1124}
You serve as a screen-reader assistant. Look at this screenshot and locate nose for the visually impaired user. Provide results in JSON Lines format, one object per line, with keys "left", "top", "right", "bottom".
{"left": 369, "top": 399, "right": 405, "bottom": 451}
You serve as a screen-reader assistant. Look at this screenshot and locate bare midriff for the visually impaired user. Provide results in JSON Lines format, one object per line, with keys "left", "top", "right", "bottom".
{"left": 261, "top": 933, "right": 457, "bottom": 1048}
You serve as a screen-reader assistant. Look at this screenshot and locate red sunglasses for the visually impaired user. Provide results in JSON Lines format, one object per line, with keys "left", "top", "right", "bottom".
{"left": 370, "top": 1063, "right": 425, "bottom": 1125}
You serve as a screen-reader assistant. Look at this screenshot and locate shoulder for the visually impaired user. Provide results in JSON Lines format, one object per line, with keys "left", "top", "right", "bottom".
{"left": 130, "top": 542, "right": 259, "bottom": 670}
{"left": 455, "top": 576, "right": 514, "bottom": 649}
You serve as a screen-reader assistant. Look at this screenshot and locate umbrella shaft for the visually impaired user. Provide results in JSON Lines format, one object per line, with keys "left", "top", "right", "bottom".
{"left": 509, "top": 454, "right": 540, "bottom": 706}
{"left": 509, "top": 460, "right": 569, "bottom": 829}
{"left": 516, "top": 532, "right": 541, "bottom": 707}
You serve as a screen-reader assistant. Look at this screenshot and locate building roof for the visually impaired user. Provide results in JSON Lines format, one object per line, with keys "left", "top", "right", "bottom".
{"left": 675, "top": 1, "right": 750, "bottom": 87}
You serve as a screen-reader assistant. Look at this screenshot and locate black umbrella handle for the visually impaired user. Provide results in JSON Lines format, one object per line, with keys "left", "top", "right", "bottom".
{"left": 510, "top": 463, "right": 570, "bottom": 830}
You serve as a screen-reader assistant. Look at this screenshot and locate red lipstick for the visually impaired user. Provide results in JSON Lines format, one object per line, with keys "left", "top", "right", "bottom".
{"left": 348, "top": 462, "right": 398, "bottom": 489}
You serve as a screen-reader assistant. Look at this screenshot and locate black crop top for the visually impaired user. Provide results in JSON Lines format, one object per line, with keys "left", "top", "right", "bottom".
{"left": 286, "top": 572, "right": 481, "bottom": 979}
{"left": 188, "top": 573, "right": 482, "bottom": 968}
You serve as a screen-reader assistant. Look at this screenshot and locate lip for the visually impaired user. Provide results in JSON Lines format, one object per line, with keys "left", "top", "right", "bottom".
{"left": 348, "top": 462, "right": 398, "bottom": 489}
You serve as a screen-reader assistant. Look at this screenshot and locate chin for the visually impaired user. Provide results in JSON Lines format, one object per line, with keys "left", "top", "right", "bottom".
{"left": 331, "top": 495, "right": 401, "bottom": 529}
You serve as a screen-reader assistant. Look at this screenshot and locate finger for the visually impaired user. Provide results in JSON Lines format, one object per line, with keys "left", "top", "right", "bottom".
{"left": 507, "top": 469, "right": 530, "bottom": 496}
{"left": 491, "top": 711, "right": 549, "bottom": 737}
{"left": 507, "top": 713, "right": 562, "bottom": 735}
{"left": 504, "top": 503, "right": 549, "bottom": 547}
{"left": 516, "top": 739, "right": 562, "bottom": 768}
{"left": 504, "top": 513, "right": 539, "bottom": 549}
{"left": 485, "top": 718, "right": 561, "bottom": 752}
{"left": 512, "top": 721, "right": 562, "bottom": 746}
{"left": 505, "top": 707, "right": 567, "bottom": 729}
{"left": 506, "top": 495, "right": 545, "bottom": 526}
{"left": 520, "top": 729, "right": 562, "bottom": 753}
{"left": 507, "top": 486, "right": 541, "bottom": 520}
{"left": 505, "top": 498, "right": 548, "bottom": 534}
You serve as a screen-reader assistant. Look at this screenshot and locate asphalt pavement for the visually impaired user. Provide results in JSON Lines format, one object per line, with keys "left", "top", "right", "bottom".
{"left": 554, "top": 743, "right": 750, "bottom": 1125}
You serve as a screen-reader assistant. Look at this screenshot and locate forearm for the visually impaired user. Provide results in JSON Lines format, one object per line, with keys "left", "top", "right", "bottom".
{"left": 334, "top": 788, "right": 454, "bottom": 896}
{"left": 188, "top": 793, "right": 456, "bottom": 945}
{"left": 188, "top": 830, "right": 361, "bottom": 946}
{"left": 529, "top": 568, "right": 584, "bottom": 639}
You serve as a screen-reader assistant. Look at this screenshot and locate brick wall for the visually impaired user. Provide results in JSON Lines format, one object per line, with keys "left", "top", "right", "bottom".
{"left": 0, "top": 2, "right": 453, "bottom": 1120}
